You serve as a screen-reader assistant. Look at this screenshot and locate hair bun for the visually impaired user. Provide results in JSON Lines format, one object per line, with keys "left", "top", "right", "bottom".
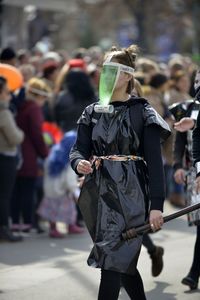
{"left": 125, "top": 45, "right": 139, "bottom": 60}
{"left": 110, "top": 46, "right": 120, "bottom": 52}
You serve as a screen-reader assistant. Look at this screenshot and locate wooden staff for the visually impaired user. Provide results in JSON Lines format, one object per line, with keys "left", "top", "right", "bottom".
{"left": 122, "top": 202, "right": 200, "bottom": 240}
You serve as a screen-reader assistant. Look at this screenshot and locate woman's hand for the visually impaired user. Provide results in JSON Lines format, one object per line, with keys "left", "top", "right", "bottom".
{"left": 174, "top": 117, "right": 195, "bottom": 132}
{"left": 149, "top": 210, "right": 163, "bottom": 232}
{"left": 174, "top": 168, "right": 186, "bottom": 185}
{"left": 77, "top": 160, "right": 93, "bottom": 175}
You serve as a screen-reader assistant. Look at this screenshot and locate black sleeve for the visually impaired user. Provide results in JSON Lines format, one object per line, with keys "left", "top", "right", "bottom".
{"left": 163, "top": 103, "right": 172, "bottom": 120}
{"left": 193, "top": 111, "right": 200, "bottom": 165}
{"left": 70, "top": 123, "right": 93, "bottom": 174}
{"left": 143, "top": 124, "right": 165, "bottom": 212}
{"left": 173, "top": 131, "right": 187, "bottom": 171}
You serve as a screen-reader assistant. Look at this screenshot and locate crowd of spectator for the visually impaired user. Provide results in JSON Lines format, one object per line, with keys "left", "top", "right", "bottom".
{"left": 0, "top": 44, "right": 199, "bottom": 243}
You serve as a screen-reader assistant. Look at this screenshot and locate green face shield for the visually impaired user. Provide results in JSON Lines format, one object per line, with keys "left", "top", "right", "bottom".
{"left": 98, "top": 61, "right": 135, "bottom": 106}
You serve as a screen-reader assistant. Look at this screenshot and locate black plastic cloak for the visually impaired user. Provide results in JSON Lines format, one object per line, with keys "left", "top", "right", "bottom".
{"left": 75, "top": 99, "right": 170, "bottom": 275}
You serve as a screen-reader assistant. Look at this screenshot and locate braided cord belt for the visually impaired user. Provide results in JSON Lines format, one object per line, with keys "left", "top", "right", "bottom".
{"left": 93, "top": 155, "right": 144, "bottom": 169}
{"left": 97, "top": 155, "right": 144, "bottom": 161}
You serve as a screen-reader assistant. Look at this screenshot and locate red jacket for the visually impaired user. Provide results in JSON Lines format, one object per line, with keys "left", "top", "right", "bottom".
{"left": 16, "top": 100, "right": 48, "bottom": 177}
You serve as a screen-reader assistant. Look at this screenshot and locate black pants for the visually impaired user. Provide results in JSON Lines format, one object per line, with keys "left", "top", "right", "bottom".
{"left": 11, "top": 177, "right": 36, "bottom": 225}
{"left": 98, "top": 269, "right": 146, "bottom": 300}
{"left": 190, "top": 225, "right": 200, "bottom": 280}
{"left": 32, "top": 177, "right": 44, "bottom": 228}
{"left": 0, "top": 155, "right": 17, "bottom": 226}
{"left": 142, "top": 233, "right": 156, "bottom": 254}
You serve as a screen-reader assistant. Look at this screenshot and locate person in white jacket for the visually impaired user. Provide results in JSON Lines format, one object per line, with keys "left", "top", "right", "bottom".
{"left": 38, "top": 131, "right": 84, "bottom": 238}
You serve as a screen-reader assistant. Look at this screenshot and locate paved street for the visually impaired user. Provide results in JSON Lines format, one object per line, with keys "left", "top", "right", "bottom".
{"left": 0, "top": 202, "right": 200, "bottom": 300}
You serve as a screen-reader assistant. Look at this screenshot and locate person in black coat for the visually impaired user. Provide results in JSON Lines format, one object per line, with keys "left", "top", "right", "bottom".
{"left": 187, "top": 69, "right": 200, "bottom": 290}
{"left": 173, "top": 69, "right": 200, "bottom": 290}
{"left": 54, "top": 69, "right": 96, "bottom": 132}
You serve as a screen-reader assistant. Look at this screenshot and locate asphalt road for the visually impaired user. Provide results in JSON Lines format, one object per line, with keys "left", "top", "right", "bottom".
{"left": 0, "top": 202, "right": 199, "bottom": 300}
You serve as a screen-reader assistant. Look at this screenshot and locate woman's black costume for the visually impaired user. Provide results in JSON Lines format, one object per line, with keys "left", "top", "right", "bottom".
{"left": 70, "top": 97, "right": 170, "bottom": 275}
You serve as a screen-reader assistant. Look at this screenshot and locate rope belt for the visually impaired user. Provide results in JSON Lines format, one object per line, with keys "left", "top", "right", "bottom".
{"left": 93, "top": 155, "right": 144, "bottom": 169}
{"left": 97, "top": 155, "right": 144, "bottom": 161}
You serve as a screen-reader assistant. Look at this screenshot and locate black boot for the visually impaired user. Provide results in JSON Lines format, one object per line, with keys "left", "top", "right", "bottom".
{"left": 182, "top": 274, "right": 198, "bottom": 290}
{"left": 149, "top": 246, "right": 164, "bottom": 277}
{"left": 0, "top": 226, "right": 23, "bottom": 242}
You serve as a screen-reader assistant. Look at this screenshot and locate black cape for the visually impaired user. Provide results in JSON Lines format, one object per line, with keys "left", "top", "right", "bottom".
{"left": 75, "top": 98, "right": 170, "bottom": 274}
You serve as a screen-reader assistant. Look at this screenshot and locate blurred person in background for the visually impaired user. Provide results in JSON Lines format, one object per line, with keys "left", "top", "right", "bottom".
{"left": 168, "top": 70, "right": 191, "bottom": 104}
{"left": 72, "top": 47, "right": 88, "bottom": 60}
{"left": 137, "top": 58, "right": 160, "bottom": 85}
{"left": 54, "top": 62, "right": 96, "bottom": 226}
{"left": 54, "top": 67, "right": 96, "bottom": 132}
{"left": 42, "top": 62, "right": 59, "bottom": 90}
{"left": 17, "top": 49, "right": 30, "bottom": 66}
{"left": 42, "top": 51, "right": 62, "bottom": 68}
{"left": 143, "top": 72, "right": 183, "bottom": 207}
{"left": 0, "top": 47, "right": 17, "bottom": 66}
{"left": 168, "top": 56, "right": 184, "bottom": 78}
{"left": 19, "top": 64, "right": 36, "bottom": 83}
{"left": 173, "top": 69, "right": 200, "bottom": 290}
{"left": 33, "top": 121, "right": 64, "bottom": 233}
{"left": 167, "top": 68, "right": 192, "bottom": 189}
{"left": 41, "top": 62, "right": 60, "bottom": 121}
{"left": 54, "top": 58, "right": 87, "bottom": 94}
{"left": 11, "top": 78, "right": 49, "bottom": 232}
{"left": 29, "top": 56, "right": 43, "bottom": 77}
{"left": 56, "top": 49, "right": 69, "bottom": 68}
{"left": 87, "top": 62, "right": 101, "bottom": 96}
{"left": 87, "top": 46, "right": 103, "bottom": 66}
{"left": 0, "top": 76, "right": 24, "bottom": 242}
{"left": 38, "top": 131, "right": 84, "bottom": 238}
{"left": 144, "top": 72, "right": 170, "bottom": 117}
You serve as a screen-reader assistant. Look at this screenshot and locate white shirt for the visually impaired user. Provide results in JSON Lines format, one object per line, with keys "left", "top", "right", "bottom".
{"left": 44, "top": 161, "right": 79, "bottom": 198}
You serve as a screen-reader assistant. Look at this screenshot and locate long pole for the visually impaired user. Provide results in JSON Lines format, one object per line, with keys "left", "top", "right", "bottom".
{"left": 122, "top": 202, "right": 200, "bottom": 240}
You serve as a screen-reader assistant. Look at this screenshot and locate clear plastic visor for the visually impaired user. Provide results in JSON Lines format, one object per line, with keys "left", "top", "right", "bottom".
{"left": 98, "top": 62, "right": 134, "bottom": 105}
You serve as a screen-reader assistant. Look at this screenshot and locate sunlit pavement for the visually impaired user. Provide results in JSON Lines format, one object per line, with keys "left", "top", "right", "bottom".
{"left": 0, "top": 201, "right": 200, "bottom": 300}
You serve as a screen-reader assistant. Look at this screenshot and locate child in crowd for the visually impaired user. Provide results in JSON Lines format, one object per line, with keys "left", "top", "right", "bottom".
{"left": 38, "top": 130, "right": 84, "bottom": 238}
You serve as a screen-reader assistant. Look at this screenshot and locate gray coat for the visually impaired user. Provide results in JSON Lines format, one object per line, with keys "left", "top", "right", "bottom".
{"left": 0, "top": 101, "right": 24, "bottom": 154}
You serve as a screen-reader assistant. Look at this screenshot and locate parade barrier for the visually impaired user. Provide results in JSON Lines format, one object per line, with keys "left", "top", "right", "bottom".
{"left": 122, "top": 202, "right": 200, "bottom": 240}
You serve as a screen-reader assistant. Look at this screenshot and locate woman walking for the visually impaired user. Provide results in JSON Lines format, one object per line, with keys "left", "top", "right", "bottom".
{"left": 70, "top": 45, "right": 170, "bottom": 299}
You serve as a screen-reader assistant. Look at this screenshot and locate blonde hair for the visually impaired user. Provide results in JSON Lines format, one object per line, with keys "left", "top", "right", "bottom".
{"left": 54, "top": 64, "right": 70, "bottom": 94}
{"left": 137, "top": 58, "right": 159, "bottom": 73}
{"left": 27, "top": 77, "right": 52, "bottom": 98}
{"left": 19, "top": 64, "right": 35, "bottom": 83}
